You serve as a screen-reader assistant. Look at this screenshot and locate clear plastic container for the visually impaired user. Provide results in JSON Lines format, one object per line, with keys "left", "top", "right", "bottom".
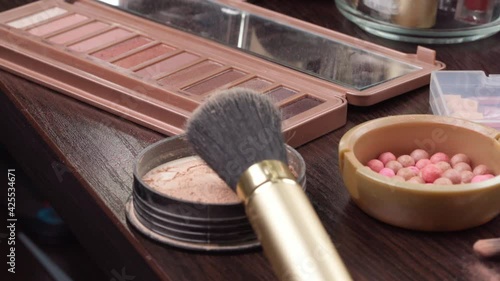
{"left": 430, "top": 71, "right": 500, "bottom": 129}
{"left": 336, "top": 0, "right": 500, "bottom": 44}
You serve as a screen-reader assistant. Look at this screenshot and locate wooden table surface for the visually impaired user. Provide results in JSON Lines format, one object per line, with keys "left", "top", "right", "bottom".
{"left": 1, "top": 0, "right": 500, "bottom": 280}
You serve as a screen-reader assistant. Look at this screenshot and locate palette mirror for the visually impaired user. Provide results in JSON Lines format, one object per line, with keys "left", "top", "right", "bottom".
{"left": 96, "top": 0, "right": 421, "bottom": 91}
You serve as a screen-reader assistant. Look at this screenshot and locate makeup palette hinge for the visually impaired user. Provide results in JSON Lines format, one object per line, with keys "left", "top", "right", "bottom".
{"left": 416, "top": 46, "right": 436, "bottom": 64}
{"left": 340, "top": 90, "right": 348, "bottom": 99}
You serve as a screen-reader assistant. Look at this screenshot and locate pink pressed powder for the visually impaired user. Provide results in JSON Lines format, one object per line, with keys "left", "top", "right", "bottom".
{"left": 135, "top": 52, "right": 200, "bottom": 78}
{"left": 48, "top": 21, "right": 108, "bottom": 44}
{"left": 113, "top": 44, "right": 176, "bottom": 68}
{"left": 158, "top": 60, "right": 223, "bottom": 87}
{"left": 91, "top": 36, "right": 152, "bottom": 60}
{"left": 28, "top": 14, "right": 88, "bottom": 36}
{"left": 68, "top": 28, "right": 132, "bottom": 52}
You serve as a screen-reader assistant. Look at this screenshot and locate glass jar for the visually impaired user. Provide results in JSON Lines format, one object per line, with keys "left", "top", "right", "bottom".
{"left": 336, "top": 0, "right": 500, "bottom": 44}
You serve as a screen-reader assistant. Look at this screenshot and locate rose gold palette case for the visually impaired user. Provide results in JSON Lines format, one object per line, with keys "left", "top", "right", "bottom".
{"left": 0, "top": 0, "right": 445, "bottom": 147}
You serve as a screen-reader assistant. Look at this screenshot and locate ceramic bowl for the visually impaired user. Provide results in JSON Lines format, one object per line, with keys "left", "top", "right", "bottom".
{"left": 339, "top": 115, "right": 500, "bottom": 231}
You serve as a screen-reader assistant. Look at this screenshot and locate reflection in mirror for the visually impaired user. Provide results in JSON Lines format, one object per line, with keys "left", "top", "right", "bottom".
{"left": 96, "top": 0, "right": 420, "bottom": 90}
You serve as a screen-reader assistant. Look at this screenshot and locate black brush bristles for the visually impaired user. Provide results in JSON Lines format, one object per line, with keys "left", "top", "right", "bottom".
{"left": 186, "top": 88, "right": 287, "bottom": 190}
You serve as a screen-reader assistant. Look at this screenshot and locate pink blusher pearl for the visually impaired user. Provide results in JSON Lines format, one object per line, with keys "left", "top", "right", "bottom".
{"left": 392, "top": 175, "right": 406, "bottom": 182}
{"left": 407, "top": 166, "right": 420, "bottom": 174}
{"left": 397, "top": 167, "right": 418, "bottom": 180}
{"left": 397, "top": 155, "right": 415, "bottom": 168}
{"left": 433, "top": 177, "right": 453, "bottom": 185}
{"left": 461, "top": 171, "right": 474, "bottom": 183}
{"left": 430, "top": 152, "right": 450, "bottom": 164}
{"left": 441, "top": 169, "right": 461, "bottom": 184}
{"left": 473, "top": 164, "right": 492, "bottom": 176}
{"left": 471, "top": 174, "right": 495, "bottom": 183}
{"left": 421, "top": 164, "right": 442, "bottom": 183}
{"left": 379, "top": 168, "right": 396, "bottom": 177}
{"left": 367, "top": 159, "right": 384, "bottom": 172}
{"left": 410, "top": 149, "right": 429, "bottom": 162}
{"left": 435, "top": 161, "right": 451, "bottom": 172}
{"left": 407, "top": 176, "right": 425, "bottom": 184}
{"left": 454, "top": 162, "right": 472, "bottom": 173}
{"left": 378, "top": 152, "right": 396, "bottom": 165}
{"left": 385, "top": 160, "right": 403, "bottom": 173}
{"left": 450, "top": 153, "right": 471, "bottom": 166}
{"left": 416, "top": 159, "right": 431, "bottom": 170}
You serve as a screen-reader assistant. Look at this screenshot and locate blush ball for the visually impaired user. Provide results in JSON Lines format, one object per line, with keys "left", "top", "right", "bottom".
{"left": 367, "top": 159, "right": 384, "bottom": 172}
{"left": 407, "top": 176, "right": 425, "bottom": 184}
{"left": 392, "top": 175, "right": 406, "bottom": 182}
{"left": 473, "top": 164, "right": 492, "bottom": 176}
{"left": 397, "top": 167, "right": 418, "bottom": 180}
{"left": 385, "top": 160, "right": 403, "bottom": 173}
{"left": 379, "top": 168, "right": 396, "bottom": 177}
{"left": 421, "top": 164, "right": 442, "bottom": 183}
{"left": 397, "top": 155, "right": 415, "bottom": 168}
{"left": 433, "top": 177, "right": 453, "bottom": 185}
{"left": 378, "top": 152, "right": 396, "bottom": 165}
{"left": 441, "top": 169, "right": 461, "bottom": 184}
{"left": 430, "top": 152, "right": 450, "bottom": 164}
{"left": 410, "top": 149, "right": 429, "bottom": 162}
{"left": 450, "top": 153, "right": 471, "bottom": 166}
{"left": 435, "top": 161, "right": 451, "bottom": 172}
{"left": 461, "top": 171, "right": 474, "bottom": 184}
{"left": 471, "top": 174, "right": 495, "bottom": 183}
{"left": 415, "top": 159, "right": 431, "bottom": 170}
{"left": 454, "top": 162, "right": 472, "bottom": 173}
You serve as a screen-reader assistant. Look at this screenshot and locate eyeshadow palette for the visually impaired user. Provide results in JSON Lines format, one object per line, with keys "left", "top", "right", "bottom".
{"left": 0, "top": 0, "right": 444, "bottom": 147}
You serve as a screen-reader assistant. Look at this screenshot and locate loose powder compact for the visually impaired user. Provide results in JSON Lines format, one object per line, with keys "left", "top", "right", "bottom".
{"left": 128, "top": 135, "right": 306, "bottom": 251}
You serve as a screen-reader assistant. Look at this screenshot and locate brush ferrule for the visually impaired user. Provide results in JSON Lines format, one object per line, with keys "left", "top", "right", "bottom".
{"left": 236, "top": 160, "right": 294, "bottom": 200}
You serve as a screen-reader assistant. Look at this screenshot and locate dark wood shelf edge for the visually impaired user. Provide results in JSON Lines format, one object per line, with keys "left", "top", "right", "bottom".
{"left": 0, "top": 76, "right": 170, "bottom": 281}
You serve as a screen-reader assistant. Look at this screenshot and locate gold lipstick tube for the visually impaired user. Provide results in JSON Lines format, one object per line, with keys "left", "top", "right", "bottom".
{"left": 237, "top": 160, "right": 352, "bottom": 281}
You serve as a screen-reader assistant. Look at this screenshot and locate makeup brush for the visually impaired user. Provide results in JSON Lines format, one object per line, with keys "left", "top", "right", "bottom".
{"left": 474, "top": 238, "right": 500, "bottom": 259}
{"left": 186, "top": 88, "right": 352, "bottom": 281}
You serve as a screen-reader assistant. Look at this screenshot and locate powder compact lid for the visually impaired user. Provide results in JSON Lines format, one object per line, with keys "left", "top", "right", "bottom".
{"left": 0, "top": 0, "right": 444, "bottom": 147}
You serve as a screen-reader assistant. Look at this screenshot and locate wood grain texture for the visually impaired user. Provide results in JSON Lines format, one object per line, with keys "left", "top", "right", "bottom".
{"left": 1, "top": 0, "right": 500, "bottom": 280}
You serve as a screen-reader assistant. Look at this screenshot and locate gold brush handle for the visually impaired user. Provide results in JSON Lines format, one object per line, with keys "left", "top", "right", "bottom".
{"left": 237, "top": 161, "right": 352, "bottom": 281}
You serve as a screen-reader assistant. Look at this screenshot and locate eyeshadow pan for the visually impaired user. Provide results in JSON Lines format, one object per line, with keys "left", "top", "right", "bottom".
{"left": 68, "top": 28, "right": 132, "bottom": 52}
{"left": 48, "top": 21, "right": 108, "bottom": 44}
{"left": 184, "top": 69, "right": 246, "bottom": 95}
{"left": 7, "top": 7, "right": 66, "bottom": 28}
{"left": 280, "top": 97, "right": 324, "bottom": 120}
{"left": 91, "top": 36, "right": 152, "bottom": 60}
{"left": 113, "top": 44, "right": 176, "bottom": 69}
{"left": 235, "top": 78, "right": 273, "bottom": 92}
{"left": 266, "top": 87, "right": 297, "bottom": 103}
{"left": 135, "top": 52, "right": 199, "bottom": 78}
{"left": 159, "top": 60, "right": 223, "bottom": 87}
{"left": 28, "top": 14, "right": 87, "bottom": 36}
